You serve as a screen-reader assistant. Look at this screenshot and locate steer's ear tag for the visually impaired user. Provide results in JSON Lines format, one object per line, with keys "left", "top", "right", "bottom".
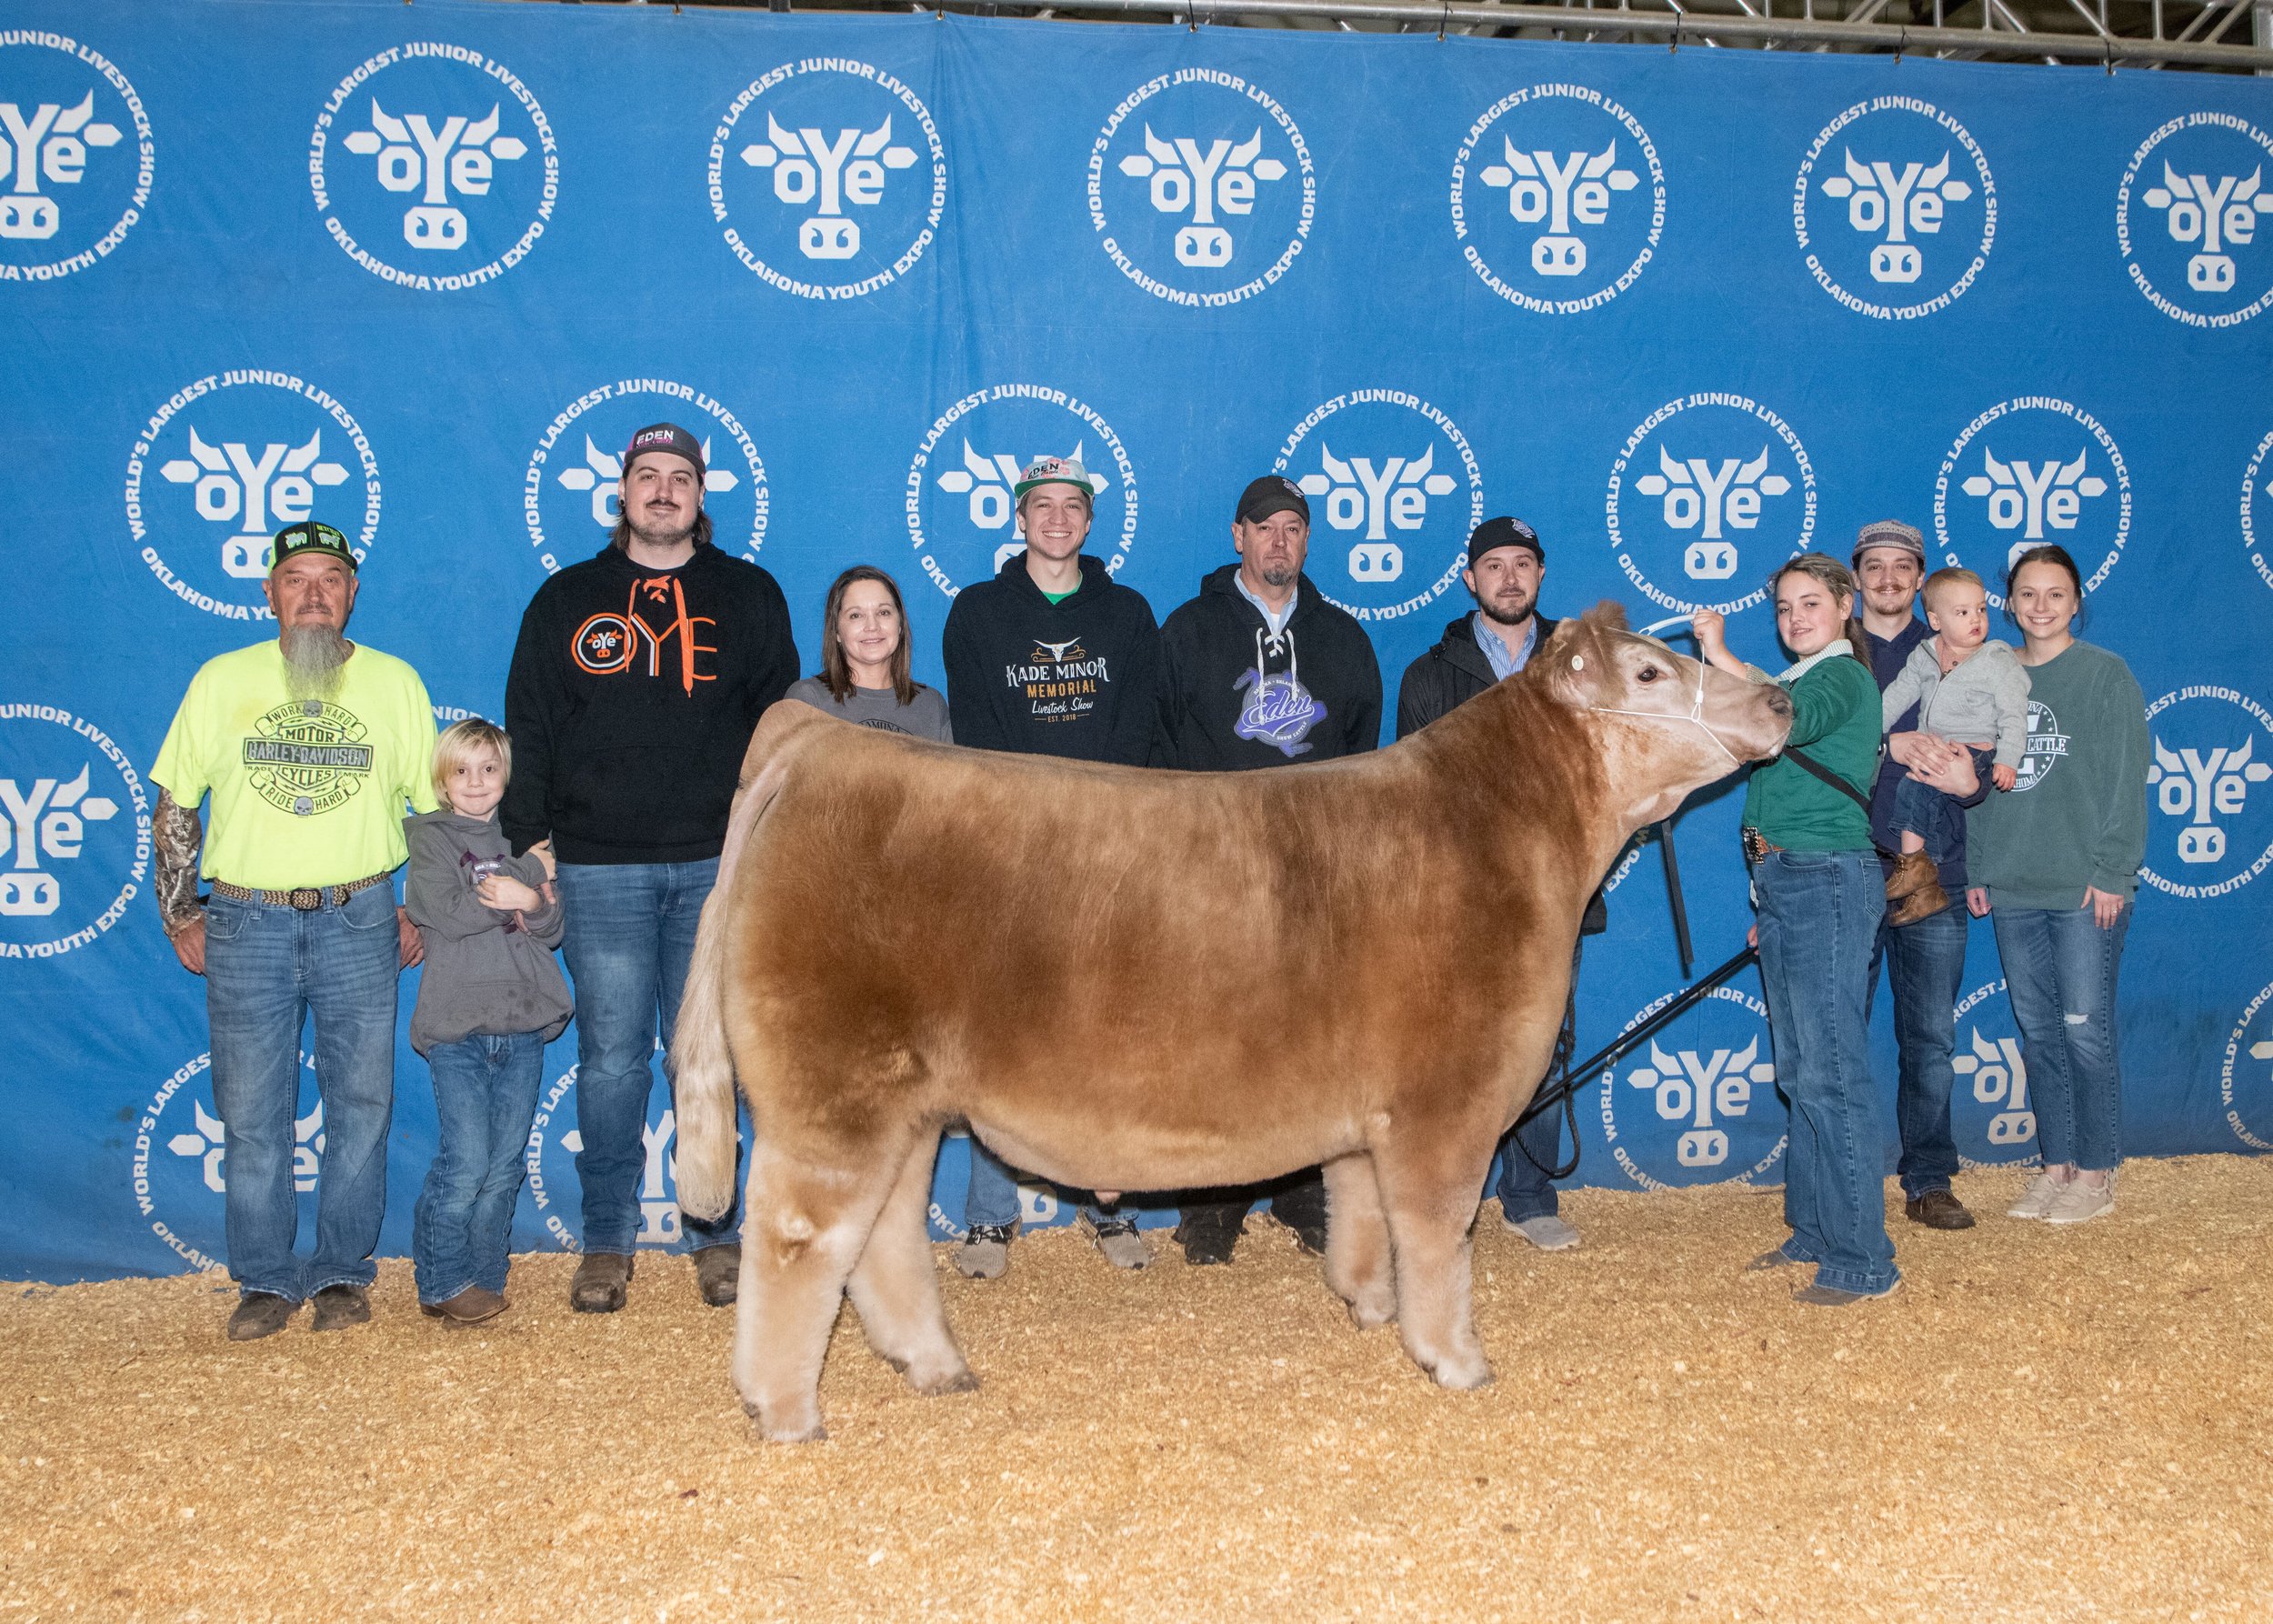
{"left": 1571, "top": 656, "right": 1586, "bottom": 671}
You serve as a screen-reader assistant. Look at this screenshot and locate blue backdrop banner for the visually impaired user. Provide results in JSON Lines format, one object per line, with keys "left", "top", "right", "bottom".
{"left": 4, "top": 0, "right": 2269, "bottom": 1282}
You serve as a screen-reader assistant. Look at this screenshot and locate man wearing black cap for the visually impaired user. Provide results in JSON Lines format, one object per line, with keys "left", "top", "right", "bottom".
{"left": 502, "top": 423, "right": 798, "bottom": 1313}
{"left": 1159, "top": 475, "right": 1382, "bottom": 1265}
{"left": 1396, "top": 516, "right": 1590, "bottom": 1251}
{"left": 151, "top": 520, "right": 440, "bottom": 1339}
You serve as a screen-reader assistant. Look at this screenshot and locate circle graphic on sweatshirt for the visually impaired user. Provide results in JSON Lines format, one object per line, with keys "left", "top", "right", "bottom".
{"left": 522, "top": 380, "right": 767, "bottom": 574}
{"left": 903, "top": 385, "right": 1137, "bottom": 600}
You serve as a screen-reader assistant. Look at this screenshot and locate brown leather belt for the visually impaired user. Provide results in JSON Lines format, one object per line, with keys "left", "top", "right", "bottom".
{"left": 210, "top": 873, "right": 389, "bottom": 911}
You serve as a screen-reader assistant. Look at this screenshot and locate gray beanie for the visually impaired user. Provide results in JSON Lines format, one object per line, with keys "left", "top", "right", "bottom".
{"left": 1851, "top": 518, "right": 1925, "bottom": 563}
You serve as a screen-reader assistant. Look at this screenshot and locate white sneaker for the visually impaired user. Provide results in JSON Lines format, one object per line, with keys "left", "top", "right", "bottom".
{"left": 1090, "top": 1218, "right": 1150, "bottom": 1271}
{"left": 2007, "top": 1171, "right": 2066, "bottom": 1220}
{"left": 2046, "top": 1174, "right": 2115, "bottom": 1226}
{"left": 1507, "top": 1214, "right": 1580, "bottom": 1251}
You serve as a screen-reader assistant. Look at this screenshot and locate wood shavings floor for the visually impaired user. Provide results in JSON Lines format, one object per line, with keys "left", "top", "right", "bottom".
{"left": 5, "top": 1155, "right": 2268, "bottom": 1622}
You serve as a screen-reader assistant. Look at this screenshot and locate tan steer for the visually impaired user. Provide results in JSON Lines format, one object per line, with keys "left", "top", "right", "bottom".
{"left": 674, "top": 605, "right": 1790, "bottom": 1441}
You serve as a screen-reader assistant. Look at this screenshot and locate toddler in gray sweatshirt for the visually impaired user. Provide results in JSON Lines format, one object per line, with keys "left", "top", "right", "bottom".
{"left": 1880, "top": 570, "right": 2032, "bottom": 874}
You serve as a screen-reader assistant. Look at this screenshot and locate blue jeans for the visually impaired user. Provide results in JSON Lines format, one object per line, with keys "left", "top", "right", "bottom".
{"left": 1754, "top": 849, "right": 1898, "bottom": 1297}
{"left": 203, "top": 883, "right": 401, "bottom": 1301}
{"left": 1493, "top": 1107, "right": 1566, "bottom": 1223}
{"left": 1867, "top": 896, "right": 1968, "bottom": 1198}
{"left": 1990, "top": 901, "right": 2130, "bottom": 1172}
{"left": 412, "top": 1030, "right": 546, "bottom": 1304}
{"left": 965, "top": 1138, "right": 1117, "bottom": 1232}
{"left": 556, "top": 859, "right": 738, "bottom": 1256}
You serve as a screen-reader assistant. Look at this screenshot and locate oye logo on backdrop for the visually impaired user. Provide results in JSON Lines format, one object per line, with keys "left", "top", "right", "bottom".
{"left": 1089, "top": 67, "right": 1315, "bottom": 308}
{"left": 1449, "top": 82, "right": 1666, "bottom": 315}
{"left": 1932, "top": 397, "right": 2129, "bottom": 606}
{"left": 2238, "top": 427, "right": 2273, "bottom": 595}
{"left": 710, "top": 58, "right": 946, "bottom": 299}
{"left": 2118, "top": 112, "right": 2273, "bottom": 327}
{"left": 524, "top": 1054, "right": 694, "bottom": 1251}
{"left": 1599, "top": 985, "right": 1785, "bottom": 1190}
{"left": 1605, "top": 393, "right": 1816, "bottom": 615}
{"left": 0, "top": 31, "right": 153, "bottom": 281}
{"left": 130, "top": 1050, "right": 323, "bottom": 1273}
{"left": 0, "top": 703, "right": 148, "bottom": 960}
{"left": 309, "top": 42, "right": 557, "bottom": 290}
{"left": 2139, "top": 686, "right": 2273, "bottom": 898}
{"left": 904, "top": 385, "right": 1137, "bottom": 598}
{"left": 2220, "top": 978, "right": 2273, "bottom": 1152}
{"left": 124, "top": 370, "right": 381, "bottom": 620}
{"left": 1949, "top": 979, "right": 2038, "bottom": 1166}
{"left": 523, "top": 380, "right": 767, "bottom": 574}
{"left": 1272, "top": 391, "right": 1484, "bottom": 622}
{"left": 1794, "top": 96, "right": 1995, "bottom": 320}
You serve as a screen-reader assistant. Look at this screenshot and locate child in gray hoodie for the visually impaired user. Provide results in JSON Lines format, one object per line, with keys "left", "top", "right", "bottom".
{"left": 404, "top": 719, "right": 573, "bottom": 1325}
{"left": 1879, "top": 567, "right": 2031, "bottom": 924}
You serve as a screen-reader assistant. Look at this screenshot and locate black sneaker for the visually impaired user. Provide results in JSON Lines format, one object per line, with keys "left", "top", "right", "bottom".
{"left": 1175, "top": 1209, "right": 1243, "bottom": 1266}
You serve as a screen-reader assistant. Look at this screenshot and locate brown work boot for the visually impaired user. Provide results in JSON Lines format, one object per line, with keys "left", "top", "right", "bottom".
{"left": 423, "top": 1285, "right": 509, "bottom": 1326}
{"left": 1884, "top": 850, "right": 1938, "bottom": 900}
{"left": 693, "top": 1243, "right": 740, "bottom": 1308}
{"left": 569, "top": 1251, "right": 634, "bottom": 1314}
{"left": 310, "top": 1283, "right": 371, "bottom": 1332}
{"left": 1887, "top": 871, "right": 1952, "bottom": 927}
{"left": 225, "top": 1291, "right": 296, "bottom": 1341}
{"left": 1903, "top": 1188, "right": 1977, "bottom": 1230}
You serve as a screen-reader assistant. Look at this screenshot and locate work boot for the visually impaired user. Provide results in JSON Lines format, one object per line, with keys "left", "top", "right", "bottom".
{"left": 693, "top": 1243, "right": 740, "bottom": 1308}
{"left": 956, "top": 1223, "right": 1014, "bottom": 1280}
{"left": 1091, "top": 1215, "right": 1150, "bottom": 1270}
{"left": 1175, "top": 1206, "right": 1245, "bottom": 1266}
{"left": 1507, "top": 1214, "right": 1581, "bottom": 1251}
{"left": 309, "top": 1283, "right": 371, "bottom": 1331}
{"left": 423, "top": 1286, "right": 508, "bottom": 1326}
{"left": 1887, "top": 877, "right": 1952, "bottom": 928}
{"left": 1885, "top": 850, "right": 1938, "bottom": 899}
{"left": 1903, "top": 1188, "right": 1976, "bottom": 1229}
{"left": 225, "top": 1291, "right": 296, "bottom": 1342}
{"left": 570, "top": 1251, "right": 634, "bottom": 1314}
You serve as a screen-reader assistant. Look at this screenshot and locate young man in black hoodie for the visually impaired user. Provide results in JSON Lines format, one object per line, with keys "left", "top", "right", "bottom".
{"left": 940, "top": 455, "right": 1161, "bottom": 1278}
{"left": 502, "top": 423, "right": 798, "bottom": 1314}
{"left": 1159, "top": 475, "right": 1382, "bottom": 1264}
{"left": 1396, "top": 516, "right": 1590, "bottom": 1252}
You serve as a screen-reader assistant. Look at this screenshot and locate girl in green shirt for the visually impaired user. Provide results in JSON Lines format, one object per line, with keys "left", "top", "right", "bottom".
{"left": 1697, "top": 556, "right": 1898, "bottom": 1305}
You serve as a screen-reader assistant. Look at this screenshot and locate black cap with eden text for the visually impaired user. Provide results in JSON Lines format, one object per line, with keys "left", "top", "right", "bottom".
{"left": 1235, "top": 475, "right": 1309, "bottom": 526}
{"left": 1467, "top": 516, "right": 1544, "bottom": 566}
{"left": 622, "top": 422, "right": 706, "bottom": 480}
{"left": 268, "top": 520, "right": 357, "bottom": 574}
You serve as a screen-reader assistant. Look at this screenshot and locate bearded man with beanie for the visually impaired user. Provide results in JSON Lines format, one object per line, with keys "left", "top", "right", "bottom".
{"left": 1397, "top": 516, "right": 1598, "bottom": 1252}
{"left": 940, "top": 455, "right": 1163, "bottom": 1278}
{"left": 503, "top": 423, "right": 798, "bottom": 1314}
{"left": 1159, "top": 475, "right": 1381, "bottom": 1265}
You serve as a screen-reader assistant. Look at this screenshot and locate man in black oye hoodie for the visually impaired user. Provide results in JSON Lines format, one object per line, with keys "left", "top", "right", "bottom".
{"left": 941, "top": 455, "right": 1161, "bottom": 1279}
{"left": 503, "top": 423, "right": 797, "bottom": 1317}
{"left": 1158, "top": 475, "right": 1382, "bottom": 1265}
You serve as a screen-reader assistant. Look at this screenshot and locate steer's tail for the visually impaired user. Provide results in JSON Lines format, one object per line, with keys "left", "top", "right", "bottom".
{"left": 672, "top": 751, "right": 789, "bottom": 1224}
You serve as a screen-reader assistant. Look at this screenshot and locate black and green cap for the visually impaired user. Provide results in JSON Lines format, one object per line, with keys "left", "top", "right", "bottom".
{"left": 269, "top": 520, "right": 358, "bottom": 574}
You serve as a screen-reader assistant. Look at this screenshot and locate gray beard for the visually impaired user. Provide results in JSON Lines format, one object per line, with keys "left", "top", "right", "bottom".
{"left": 282, "top": 624, "right": 351, "bottom": 700}
{"left": 1257, "top": 560, "right": 1300, "bottom": 589}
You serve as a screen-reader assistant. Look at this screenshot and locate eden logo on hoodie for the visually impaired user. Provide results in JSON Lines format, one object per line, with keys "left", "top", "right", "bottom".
{"left": 1233, "top": 668, "right": 1327, "bottom": 757}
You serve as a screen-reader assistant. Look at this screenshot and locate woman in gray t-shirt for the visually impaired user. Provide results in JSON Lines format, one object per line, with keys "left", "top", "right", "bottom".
{"left": 786, "top": 566, "right": 953, "bottom": 743}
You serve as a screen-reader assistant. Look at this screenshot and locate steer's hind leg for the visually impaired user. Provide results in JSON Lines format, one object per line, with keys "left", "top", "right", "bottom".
{"left": 732, "top": 1135, "right": 901, "bottom": 1443}
{"left": 1372, "top": 1140, "right": 1496, "bottom": 1390}
{"left": 1322, "top": 1152, "right": 1396, "bottom": 1329}
{"left": 846, "top": 1132, "right": 978, "bottom": 1398}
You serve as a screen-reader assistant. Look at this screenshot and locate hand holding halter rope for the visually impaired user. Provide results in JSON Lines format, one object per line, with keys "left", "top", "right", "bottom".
{"left": 1576, "top": 612, "right": 1747, "bottom": 770}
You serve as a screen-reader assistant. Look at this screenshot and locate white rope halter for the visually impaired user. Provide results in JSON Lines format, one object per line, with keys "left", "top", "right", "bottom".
{"left": 1577, "top": 613, "right": 1747, "bottom": 770}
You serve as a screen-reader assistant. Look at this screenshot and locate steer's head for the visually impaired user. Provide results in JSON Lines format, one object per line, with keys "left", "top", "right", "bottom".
{"left": 1537, "top": 603, "right": 1792, "bottom": 827}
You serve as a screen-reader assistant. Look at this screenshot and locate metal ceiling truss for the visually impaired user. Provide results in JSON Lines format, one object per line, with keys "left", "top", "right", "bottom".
{"left": 594, "top": 0, "right": 2273, "bottom": 73}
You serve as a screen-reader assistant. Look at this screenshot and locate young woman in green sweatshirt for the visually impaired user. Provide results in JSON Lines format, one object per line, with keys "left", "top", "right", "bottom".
{"left": 1965, "top": 546, "right": 2148, "bottom": 1228}
{"left": 1697, "top": 556, "right": 1898, "bottom": 1306}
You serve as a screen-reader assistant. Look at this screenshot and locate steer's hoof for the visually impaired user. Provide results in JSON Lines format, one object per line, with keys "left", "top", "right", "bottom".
{"left": 1427, "top": 1350, "right": 1496, "bottom": 1391}
{"left": 1345, "top": 1295, "right": 1397, "bottom": 1331}
{"left": 743, "top": 1398, "right": 827, "bottom": 1444}
{"left": 915, "top": 1366, "right": 981, "bottom": 1398}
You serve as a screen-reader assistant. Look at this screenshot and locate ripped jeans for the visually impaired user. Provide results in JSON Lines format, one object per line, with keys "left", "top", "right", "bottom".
{"left": 1990, "top": 901, "right": 2130, "bottom": 1172}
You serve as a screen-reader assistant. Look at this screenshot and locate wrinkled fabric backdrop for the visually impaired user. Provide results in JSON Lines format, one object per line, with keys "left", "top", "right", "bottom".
{"left": 4, "top": 0, "right": 2269, "bottom": 1281}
